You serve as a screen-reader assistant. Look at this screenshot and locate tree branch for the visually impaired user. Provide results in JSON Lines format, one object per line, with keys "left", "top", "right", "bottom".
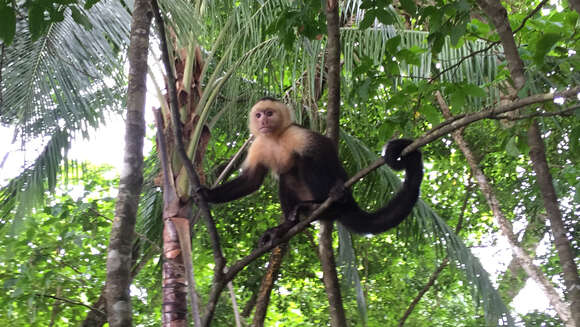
{"left": 39, "top": 294, "right": 105, "bottom": 315}
{"left": 492, "top": 105, "right": 579, "bottom": 120}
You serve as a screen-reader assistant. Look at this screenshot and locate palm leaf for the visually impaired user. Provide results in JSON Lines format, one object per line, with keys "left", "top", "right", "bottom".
{"left": 0, "top": 129, "right": 70, "bottom": 229}
{"left": 0, "top": 1, "right": 131, "bottom": 217}
{"left": 1, "top": 1, "right": 130, "bottom": 137}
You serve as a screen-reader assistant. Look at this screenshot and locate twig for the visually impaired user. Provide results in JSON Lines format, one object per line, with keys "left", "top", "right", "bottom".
{"left": 512, "top": 0, "right": 550, "bottom": 34}
{"left": 430, "top": 0, "right": 547, "bottom": 87}
{"left": 492, "top": 105, "right": 579, "bottom": 120}
{"left": 403, "top": 86, "right": 580, "bottom": 156}
{"left": 398, "top": 181, "right": 473, "bottom": 326}
{"left": 214, "top": 137, "right": 254, "bottom": 187}
{"left": 37, "top": 294, "right": 104, "bottom": 314}
{"left": 429, "top": 42, "right": 499, "bottom": 83}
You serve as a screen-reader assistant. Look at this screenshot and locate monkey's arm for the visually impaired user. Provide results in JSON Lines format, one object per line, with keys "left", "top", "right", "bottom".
{"left": 204, "top": 164, "right": 268, "bottom": 203}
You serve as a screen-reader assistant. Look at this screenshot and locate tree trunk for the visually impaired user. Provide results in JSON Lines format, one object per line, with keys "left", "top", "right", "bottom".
{"left": 435, "top": 92, "right": 572, "bottom": 326}
{"left": 528, "top": 120, "right": 580, "bottom": 327}
{"left": 162, "top": 218, "right": 188, "bottom": 327}
{"left": 319, "top": 1, "right": 348, "bottom": 326}
{"left": 475, "top": 0, "right": 525, "bottom": 90}
{"left": 252, "top": 243, "right": 289, "bottom": 326}
{"left": 104, "top": 0, "right": 151, "bottom": 325}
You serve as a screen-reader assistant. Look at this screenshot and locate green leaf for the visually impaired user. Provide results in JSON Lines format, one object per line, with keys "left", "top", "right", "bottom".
{"left": 462, "top": 84, "right": 486, "bottom": 97}
{"left": 376, "top": 9, "right": 395, "bottom": 25}
{"left": 385, "top": 35, "right": 401, "bottom": 54}
{"left": 357, "top": 79, "right": 372, "bottom": 102}
{"left": 0, "top": 4, "right": 16, "bottom": 45}
{"left": 28, "top": 5, "right": 45, "bottom": 40}
{"left": 70, "top": 6, "right": 93, "bottom": 30}
{"left": 420, "top": 104, "right": 442, "bottom": 125}
{"left": 397, "top": 48, "right": 420, "bottom": 66}
{"left": 505, "top": 137, "right": 520, "bottom": 157}
{"left": 359, "top": 12, "right": 375, "bottom": 29}
{"left": 449, "top": 22, "right": 466, "bottom": 46}
{"left": 534, "top": 33, "right": 561, "bottom": 65}
{"left": 84, "top": 0, "right": 101, "bottom": 10}
{"left": 379, "top": 122, "right": 395, "bottom": 140}
{"left": 385, "top": 60, "right": 400, "bottom": 75}
{"left": 449, "top": 89, "right": 466, "bottom": 110}
{"left": 400, "top": 0, "right": 417, "bottom": 15}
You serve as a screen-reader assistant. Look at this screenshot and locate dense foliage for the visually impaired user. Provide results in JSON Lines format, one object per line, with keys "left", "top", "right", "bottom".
{"left": 0, "top": 0, "right": 578, "bottom": 326}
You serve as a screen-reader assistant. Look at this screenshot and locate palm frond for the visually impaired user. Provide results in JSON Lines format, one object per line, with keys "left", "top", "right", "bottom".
{"left": 342, "top": 28, "right": 502, "bottom": 111}
{"left": 0, "top": 1, "right": 131, "bottom": 216}
{"left": 0, "top": 1, "right": 131, "bottom": 139}
{"left": 0, "top": 129, "right": 70, "bottom": 228}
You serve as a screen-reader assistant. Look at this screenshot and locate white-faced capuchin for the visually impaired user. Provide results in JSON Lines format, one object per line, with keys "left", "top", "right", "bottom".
{"left": 202, "top": 97, "right": 423, "bottom": 243}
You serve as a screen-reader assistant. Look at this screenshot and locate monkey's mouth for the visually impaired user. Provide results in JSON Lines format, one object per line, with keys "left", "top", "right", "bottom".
{"left": 259, "top": 127, "right": 273, "bottom": 133}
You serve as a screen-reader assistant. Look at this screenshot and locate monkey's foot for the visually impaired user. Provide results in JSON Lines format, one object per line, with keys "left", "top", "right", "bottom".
{"left": 259, "top": 221, "right": 296, "bottom": 247}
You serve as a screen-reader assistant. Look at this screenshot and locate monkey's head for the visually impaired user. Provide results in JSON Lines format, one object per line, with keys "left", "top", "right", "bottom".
{"left": 249, "top": 98, "right": 292, "bottom": 136}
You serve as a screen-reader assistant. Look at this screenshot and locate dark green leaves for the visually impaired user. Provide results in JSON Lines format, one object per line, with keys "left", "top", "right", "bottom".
{"left": 70, "top": 6, "right": 93, "bottom": 30}
{"left": 359, "top": 0, "right": 396, "bottom": 29}
{"left": 533, "top": 33, "right": 561, "bottom": 65}
{"left": 0, "top": 3, "right": 16, "bottom": 45}
{"left": 265, "top": 0, "right": 325, "bottom": 48}
{"left": 400, "top": 0, "right": 417, "bottom": 16}
{"left": 3, "top": 0, "right": 98, "bottom": 43}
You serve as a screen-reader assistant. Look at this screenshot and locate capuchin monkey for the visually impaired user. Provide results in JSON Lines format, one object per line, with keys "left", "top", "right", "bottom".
{"left": 202, "top": 97, "right": 423, "bottom": 243}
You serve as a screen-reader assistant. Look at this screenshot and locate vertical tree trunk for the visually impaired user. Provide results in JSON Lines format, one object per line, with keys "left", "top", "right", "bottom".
{"left": 475, "top": 0, "right": 525, "bottom": 90}
{"left": 320, "top": 1, "right": 348, "bottom": 326}
{"left": 528, "top": 120, "right": 580, "bottom": 327}
{"left": 104, "top": 1, "right": 151, "bottom": 326}
{"left": 252, "top": 243, "right": 289, "bottom": 326}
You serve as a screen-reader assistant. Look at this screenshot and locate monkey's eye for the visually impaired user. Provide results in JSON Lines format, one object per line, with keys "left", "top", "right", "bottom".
{"left": 266, "top": 111, "right": 274, "bottom": 117}
{"left": 255, "top": 113, "right": 262, "bottom": 119}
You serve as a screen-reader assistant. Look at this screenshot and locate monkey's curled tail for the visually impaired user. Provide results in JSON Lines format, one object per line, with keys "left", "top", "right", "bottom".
{"left": 338, "top": 138, "right": 423, "bottom": 234}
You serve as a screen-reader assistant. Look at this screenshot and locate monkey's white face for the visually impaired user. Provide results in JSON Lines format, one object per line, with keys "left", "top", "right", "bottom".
{"left": 252, "top": 108, "right": 281, "bottom": 134}
{"left": 249, "top": 100, "right": 291, "bottom": 136}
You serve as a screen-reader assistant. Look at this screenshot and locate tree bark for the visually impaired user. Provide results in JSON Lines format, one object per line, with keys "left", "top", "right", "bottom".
{"left": 475, "top": 0, "right": 525, "bottom": 90}
{"left": 528, "top": 120, "right": 580, "bottom": 327}
{"left": 252, "top": 243, "right": 289, "bottom": 326}
{"left": 435, "top": 92, "right": 572, "bottom": 326}
{"left": 319, "top": 1, "right": 348, "bottom": 326}
{"left": 104, "top": 1, "right": 151, "bottom": 326}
